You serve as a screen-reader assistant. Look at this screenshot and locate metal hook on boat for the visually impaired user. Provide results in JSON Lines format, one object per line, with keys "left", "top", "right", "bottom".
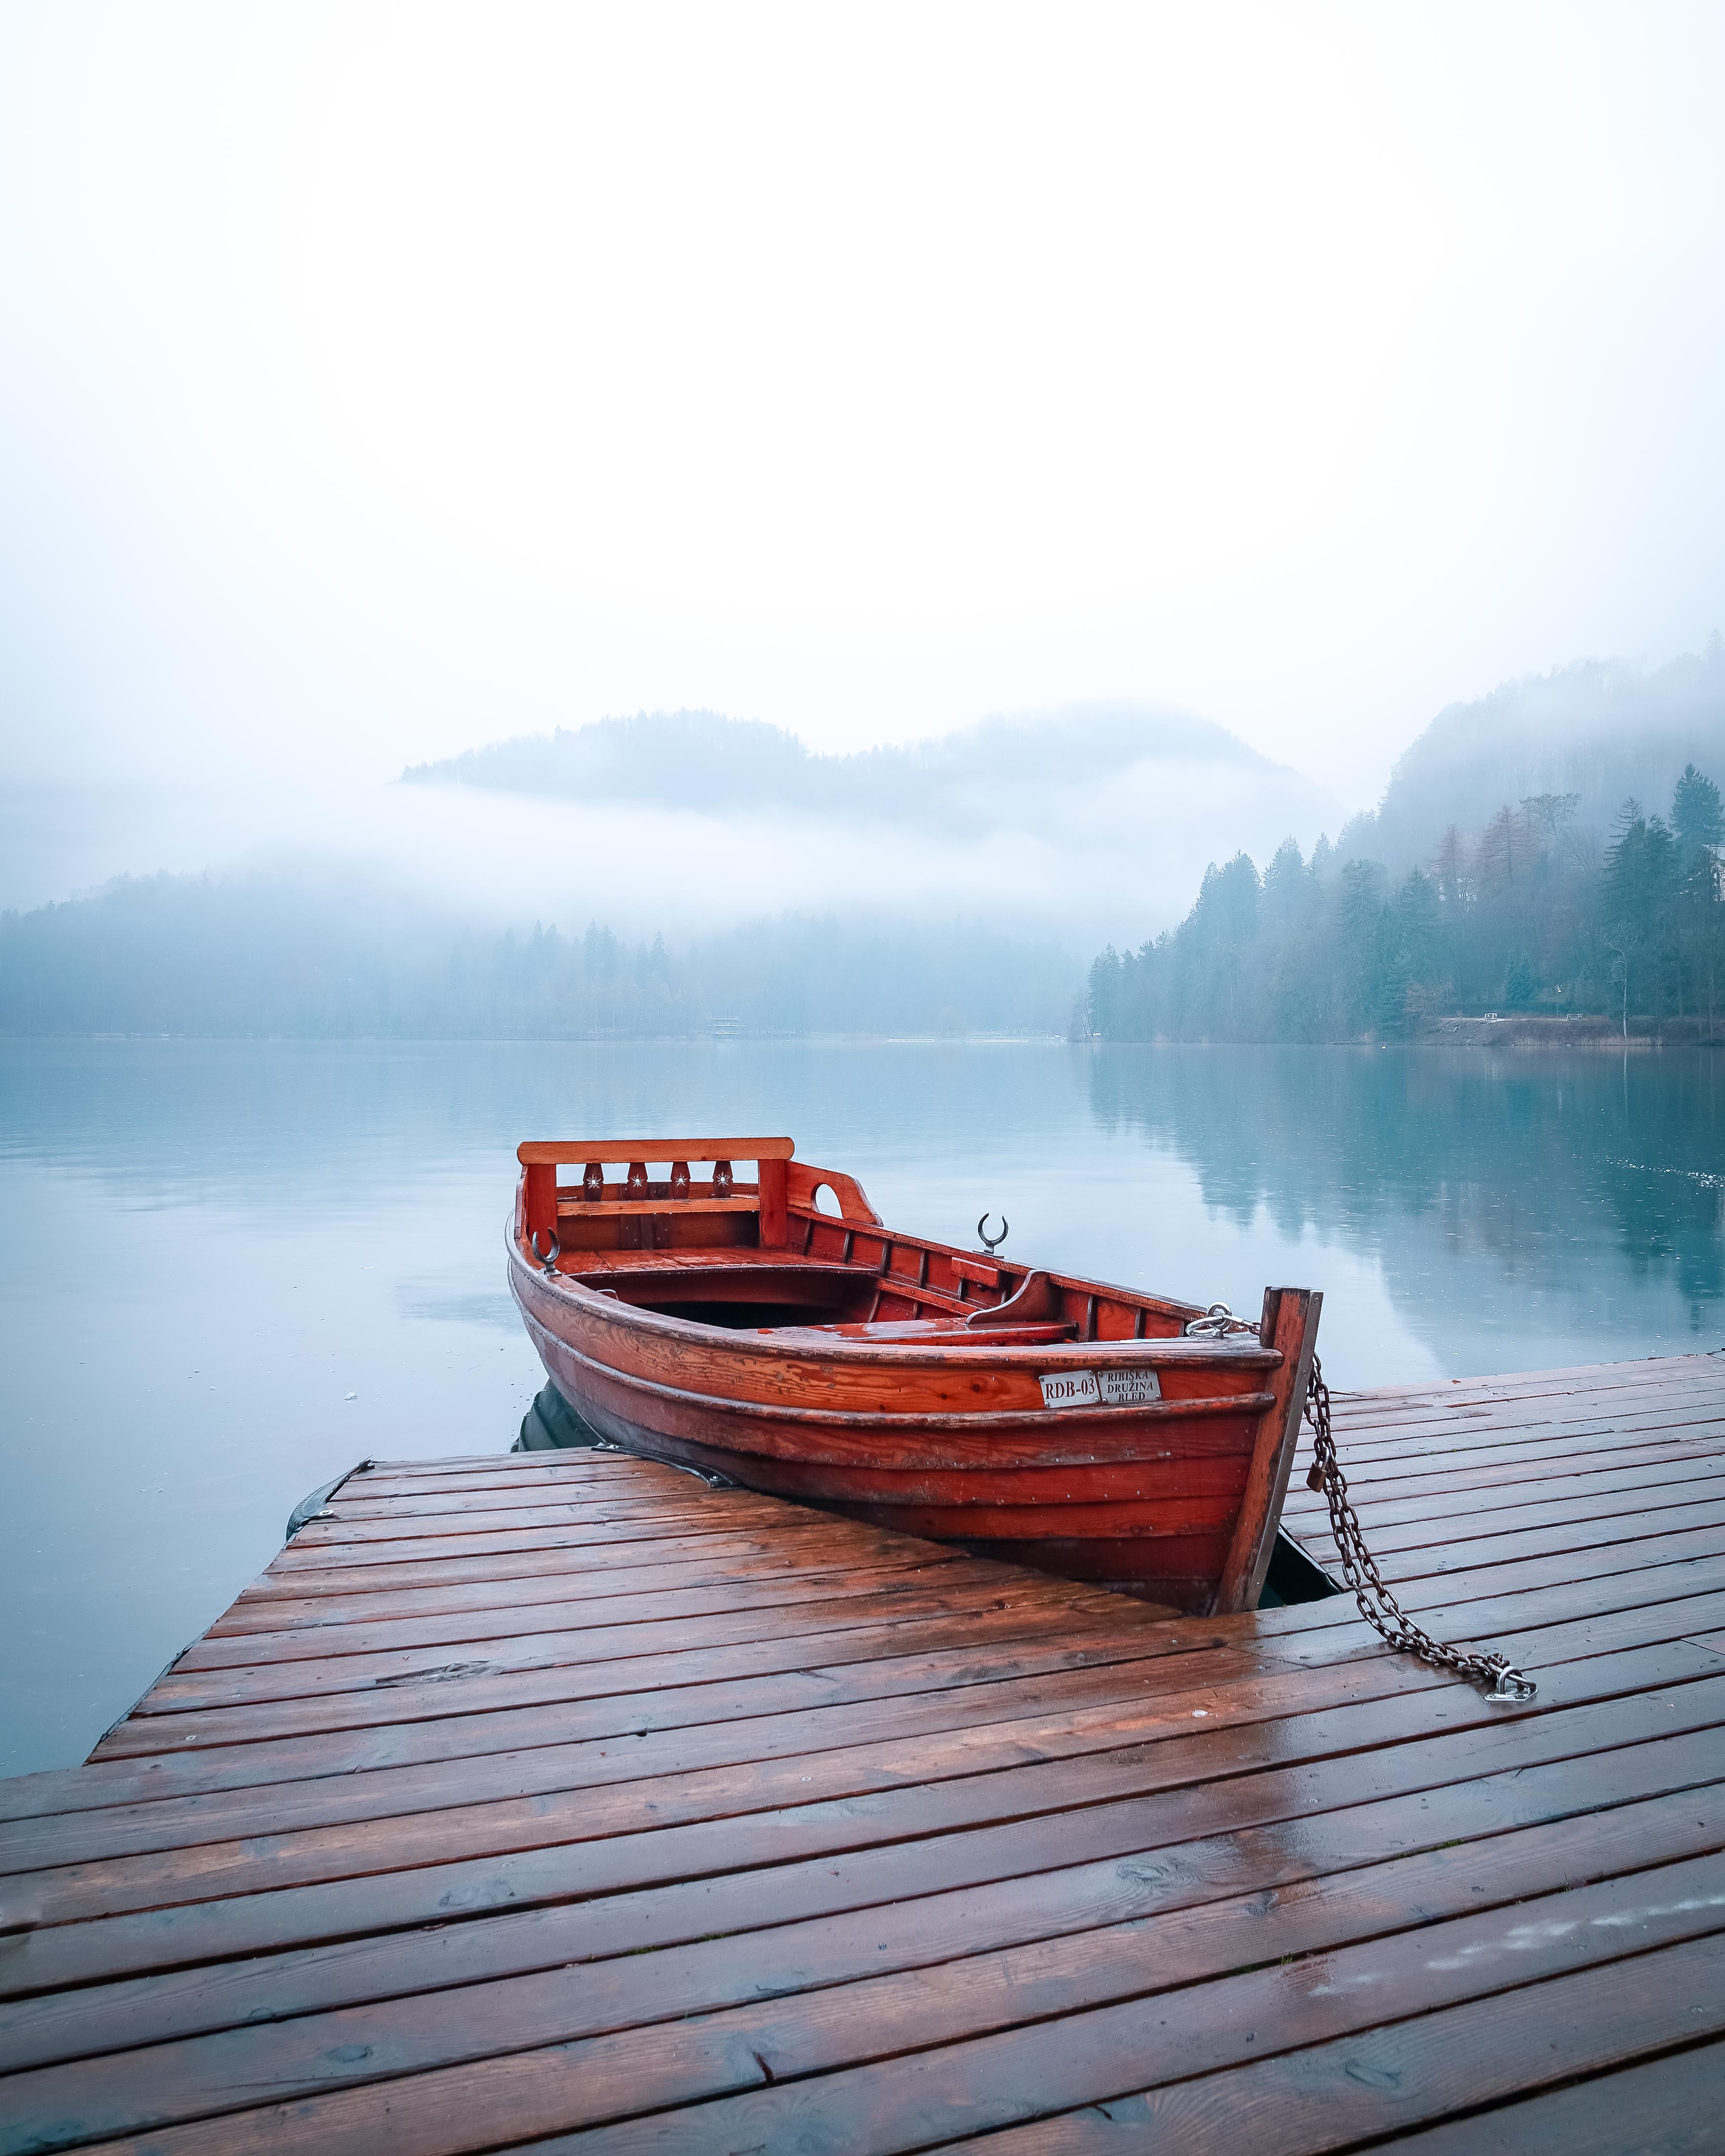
{"left": 530, "top": 1229, "right": 561, "bottom": 1276}
{"left": 977, "top": 1213, "right": 1009, "bottom": 1252}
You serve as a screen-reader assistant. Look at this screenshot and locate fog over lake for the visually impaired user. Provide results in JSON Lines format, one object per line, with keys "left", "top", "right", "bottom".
{"left": 5, "top": 1035, "right": 1722, "bottom": 1776}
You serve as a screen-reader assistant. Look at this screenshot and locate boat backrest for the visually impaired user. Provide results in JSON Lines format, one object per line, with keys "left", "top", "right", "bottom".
{"left": 518, "top": 1138, "right": 797, "bottom": 1249}
{"left": 517, "top": 1139, "right": 796, "bottom": 1166}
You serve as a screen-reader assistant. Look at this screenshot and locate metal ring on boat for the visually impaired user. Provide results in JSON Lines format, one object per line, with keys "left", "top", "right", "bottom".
{"left": 530, "top": 1229, "right": 562, "bottom": 1275}
{"left": 977, "top": 1212, "right": 1009, "bottom": 1252}
{"left": 1185, "top": 1302, "right": 1258, "bottom": 1339}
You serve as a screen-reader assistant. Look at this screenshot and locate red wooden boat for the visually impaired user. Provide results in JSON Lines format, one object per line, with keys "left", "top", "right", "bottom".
{"left": 508, "top": 1136, "right": 1321, "bottom": 1615}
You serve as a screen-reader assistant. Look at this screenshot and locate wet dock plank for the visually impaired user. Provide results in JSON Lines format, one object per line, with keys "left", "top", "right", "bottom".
{"left": 2, "top": 1352, "right": 1723, "bottom": 2151}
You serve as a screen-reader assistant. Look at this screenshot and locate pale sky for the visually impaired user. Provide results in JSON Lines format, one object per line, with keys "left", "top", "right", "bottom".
{"left": 3, "top": 2, "right": 1722, "bottom": 859}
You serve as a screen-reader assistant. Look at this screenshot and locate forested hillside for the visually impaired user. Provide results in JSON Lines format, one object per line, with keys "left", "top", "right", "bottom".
{"left": 1089, "top": 765, "right": 1725, "bottom": 1042}
{"left": 0, "top": 870, "right": 1077, "bottom": 1038}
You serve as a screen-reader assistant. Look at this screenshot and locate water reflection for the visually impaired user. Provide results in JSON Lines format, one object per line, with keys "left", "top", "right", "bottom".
{"left": 1090, "top": 1044, "right": 1725, "bottom": 1352}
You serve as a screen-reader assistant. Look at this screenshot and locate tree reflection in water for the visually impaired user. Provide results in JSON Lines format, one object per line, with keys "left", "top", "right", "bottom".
{"left": 1088, "top": 1045, "right": 1725, "bottom": 1348}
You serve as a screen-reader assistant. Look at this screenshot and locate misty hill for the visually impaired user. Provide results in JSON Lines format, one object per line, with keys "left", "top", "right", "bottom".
{"left": 0, "top": 867, "right": 1080, "bottom": 1039}
{"left": 1341, "top": 643, "right": 1725, "bottom": 870}
{"left": 403, "top": 703, "right": 1345, "bottom": 841}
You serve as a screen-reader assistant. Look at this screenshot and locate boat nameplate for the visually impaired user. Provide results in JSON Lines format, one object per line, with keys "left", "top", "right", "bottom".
{"left": 1040, "top": 1368, "right": 1164, "bottom": 1408}
{"left": 1100, "top": 1368, "right": 1162, "bottom": 1405}
{"left": 1039, "top": 1371, "right": 1099, "bottom": 1407}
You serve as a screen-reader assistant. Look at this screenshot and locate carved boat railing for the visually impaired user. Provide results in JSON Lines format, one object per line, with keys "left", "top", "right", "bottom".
{"left": 519, "top": 1136, "right": 797, "bottom": 1247}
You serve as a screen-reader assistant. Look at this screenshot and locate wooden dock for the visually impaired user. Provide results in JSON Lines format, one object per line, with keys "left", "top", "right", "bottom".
{"left": 3, "top": 1353, "right": 1724, "bottom": 2151}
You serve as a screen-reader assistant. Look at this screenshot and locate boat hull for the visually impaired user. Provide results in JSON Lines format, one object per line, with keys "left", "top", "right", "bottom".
{"left": 508, "top": 1233, "right": 1317, "bottom": 1614}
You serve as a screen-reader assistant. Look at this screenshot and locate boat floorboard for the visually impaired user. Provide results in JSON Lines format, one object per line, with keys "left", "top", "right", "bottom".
{"left": 4, "top": 1352, "right": 1725, "bottom": 2151}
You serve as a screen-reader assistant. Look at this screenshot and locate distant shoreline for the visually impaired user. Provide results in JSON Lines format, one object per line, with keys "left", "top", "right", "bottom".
{"left": 1, "top": 1025, "right": 1719, "bottom": 1051}
{"left": 0, "top": 1030, "right": 1074, "bottom": 1048}
{"left": 1418, "top": 1015, "right": 1724, "bottom": 1049}
{"left": 1079, "top": 1020, "right": 1723, "bottom": 1050}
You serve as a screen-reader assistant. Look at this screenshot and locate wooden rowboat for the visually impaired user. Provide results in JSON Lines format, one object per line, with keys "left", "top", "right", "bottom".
{"left": 508, "top": 1136, "right": 1322, "bottom": 1615}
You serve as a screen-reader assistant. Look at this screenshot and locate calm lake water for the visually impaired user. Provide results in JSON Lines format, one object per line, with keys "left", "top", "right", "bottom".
{"left": 5, "top": 1035, "right": 1725, "bottom": 1776}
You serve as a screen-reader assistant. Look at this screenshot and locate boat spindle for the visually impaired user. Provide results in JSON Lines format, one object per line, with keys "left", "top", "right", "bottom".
{"left": 1185, "top": 1302, "right": 1536, "bottom": 1703}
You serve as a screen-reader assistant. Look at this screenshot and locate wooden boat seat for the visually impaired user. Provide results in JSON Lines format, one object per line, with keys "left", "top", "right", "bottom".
{"left": 761, "top": 1317, "right": 1081, "bottom": 1346}
{"left": 569, "top": 1247, "right": 839, "bottom": 1274}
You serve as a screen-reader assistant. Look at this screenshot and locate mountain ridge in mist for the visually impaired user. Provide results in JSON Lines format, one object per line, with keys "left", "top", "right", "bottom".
{"left": 14, "top": 648, "right": 1725, "bottom": 1041}
{"left": 1341, "top": 643, "right": 1725, "bottom": 869}
{"left": 402, "top": 703, "right": 1343, "bottom": 838}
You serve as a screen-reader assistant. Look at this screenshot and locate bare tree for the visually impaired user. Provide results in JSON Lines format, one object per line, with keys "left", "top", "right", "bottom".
{"left": 1602, "top": 921, "right": 1646, "bottom": 1039}
{"left": 1521, "top": 792, "right": 1580, "bottom": 847}
{"left": 1433, "top": 825, "right": 1470, "bottom": 907}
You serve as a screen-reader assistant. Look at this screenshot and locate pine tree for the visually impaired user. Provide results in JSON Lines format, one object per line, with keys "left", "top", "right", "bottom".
{"left": 1673, "top": 764, "right": 1724, "bottom": 856}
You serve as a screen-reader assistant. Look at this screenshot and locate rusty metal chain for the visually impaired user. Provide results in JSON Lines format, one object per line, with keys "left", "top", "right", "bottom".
{"left": 1188, "top": 1306, "right": 1536, "bottom": 1702}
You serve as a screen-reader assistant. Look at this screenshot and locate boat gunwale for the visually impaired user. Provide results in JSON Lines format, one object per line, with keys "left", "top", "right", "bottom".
{"left": 505, "top": 1225, "right": 1280, "bottom": 1374}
